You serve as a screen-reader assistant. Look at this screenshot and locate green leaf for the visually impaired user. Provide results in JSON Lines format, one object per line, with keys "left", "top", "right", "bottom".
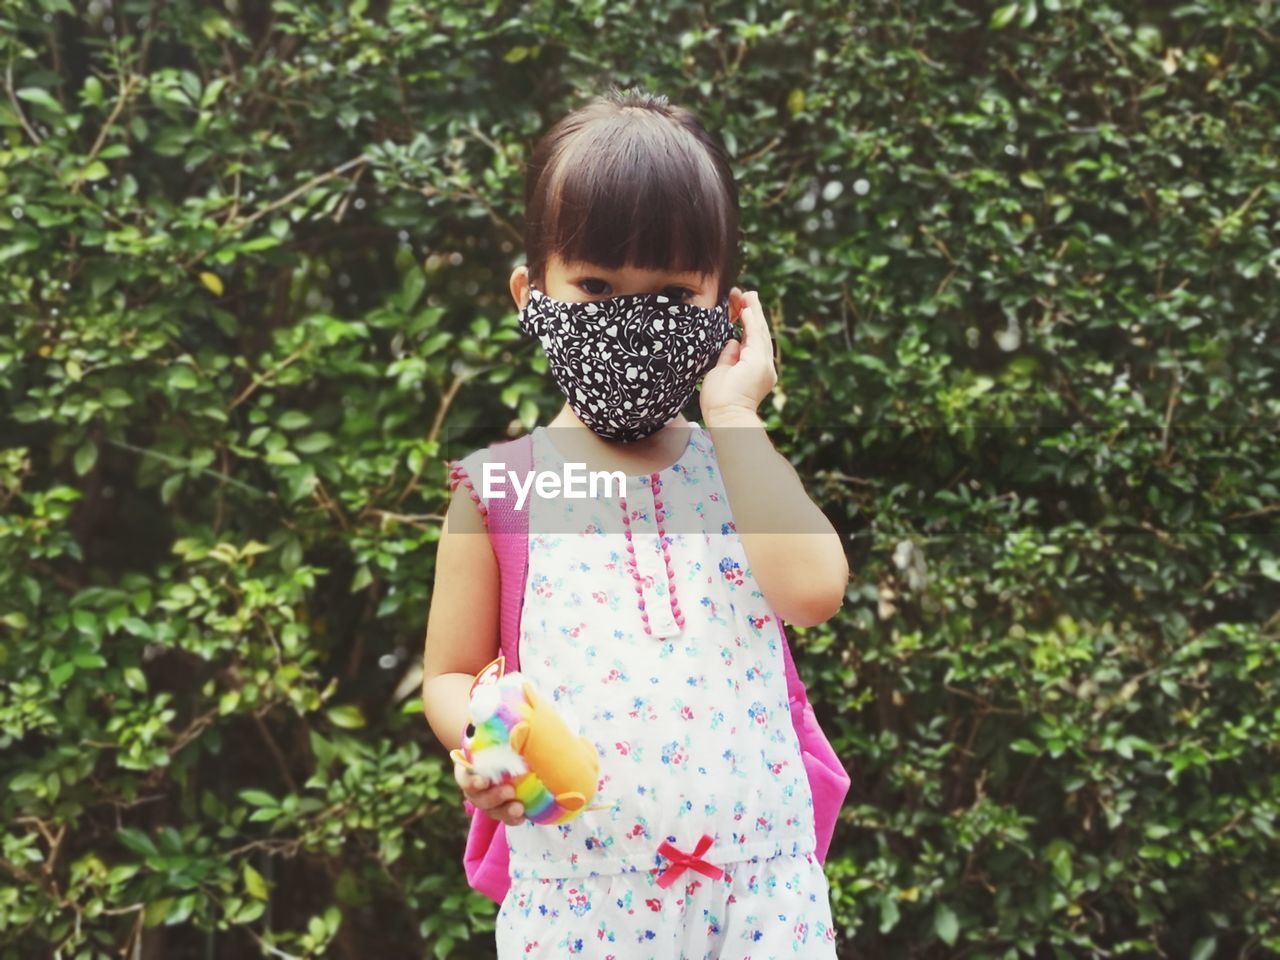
{"left": 0, "top": 239, "right": 40, "bottom": 264}
{"left": 166, "top": 895, "right": 197, "bottom": 926}
{"left": 280, "top": 537, "right": 303, "bottom": 572}
{"left": 17, "top": 87, "right": 64, "bottom": 114}
{"left": 74, "top": 439, "right": 98, "bottom": 476}
{"left": 1190, "top": 937, "right": 1217, "bottom": 960}
{"left": 1047, "top": 838, "right": 1073, "bottom": 886}
{"left": 327, "top": 705, "right": 366, "bottom": 729}
{"left": 200, "top": 77, "right": 228, "bottom": 109}
{"left": 238, "top": 789, "right": 278, "bottom": 807}
{"left": 244, "top": 863, "right": 269, "bottom": 900}
{"left": 235, "top": 235, "right": 282, "bottom": 253}
{"left": 878, "top": 894, "right": 900, "bottom": 933}
{"left": 308, "top": 914, "right": 327, "bottom": 941}
{"left": 284, "top": 464, "right": 318, "bottom": 504}
{"left": 168, "top": 366, "right": 199, "bottom": 390}
{"left": 934, "top": 903, "right": 959, "bottom": 945}
{"left": 9, "top": 771, "right": 45, "bottom": 792}
{"left": 160, "top": 473, "right": 184, "bottom": 505}
{"left": 234, "top": 900, "right": 266, "bottom": 923}
{"left": 399, "top": 266, "right": 426, "bottom": 310}
{"left": 143, "top": 899, "right": 173, "bottom": 928}
{"left": 989, "top": 3, "right": 1020, "bottom": 28}
{"left": 350, "top": 565, "right": 373, "bottom": 593}
{"left": 118, "top": 828, "right": 158, "bottom": 857}
{"left": 295, "top": 432, "right": 333, "bottom": 453}
{"left": 324, "top": 906, "right": 341, "bottom": 935}
{"left": 519, "top": 398, "right": 539, "bottom": 432}
{"left": 82, "top": 75, "right": 105, "bottom": 107}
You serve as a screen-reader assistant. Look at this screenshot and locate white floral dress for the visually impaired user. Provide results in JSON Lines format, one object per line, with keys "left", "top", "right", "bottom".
{"left": 451, "top": 422, "right": 837, "bottom": 959}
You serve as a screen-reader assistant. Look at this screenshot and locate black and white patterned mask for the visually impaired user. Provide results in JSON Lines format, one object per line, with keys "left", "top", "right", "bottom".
{"left": 519, "top": 287, "right": 735, "bottom": 443}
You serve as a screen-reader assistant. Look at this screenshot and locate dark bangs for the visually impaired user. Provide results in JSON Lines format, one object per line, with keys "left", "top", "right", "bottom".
{"left": 524, "top": 92, "right": 739, "bottom": 300}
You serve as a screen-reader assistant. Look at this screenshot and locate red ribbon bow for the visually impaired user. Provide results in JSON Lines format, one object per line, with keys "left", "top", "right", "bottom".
{"left": 655, "top": 834, "right": 724, "bottom": 889}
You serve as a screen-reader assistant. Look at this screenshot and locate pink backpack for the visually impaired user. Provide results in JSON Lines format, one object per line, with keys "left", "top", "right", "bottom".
{"left": 455, "top": 433, "right": 851, "bottom": 904}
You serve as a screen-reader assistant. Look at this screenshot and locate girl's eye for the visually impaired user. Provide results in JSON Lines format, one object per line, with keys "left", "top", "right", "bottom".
{"left": 579, "top": 278, "right": 611, "bottom": 296}
{"left": 664, "top": 286, "right": 695, "bottom": 301}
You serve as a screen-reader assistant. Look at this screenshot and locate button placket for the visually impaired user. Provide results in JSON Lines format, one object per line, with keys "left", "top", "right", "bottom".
{"left": 649, "top": 472, "right": 685, "bottom": 634}
{"left": 619, "top": 476, "right": 682, "bottom": 638}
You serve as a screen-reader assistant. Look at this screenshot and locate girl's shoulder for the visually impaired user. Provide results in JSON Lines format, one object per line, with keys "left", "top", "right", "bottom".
{"left": 446, "top": 430, "right": 540, "bottom": 510}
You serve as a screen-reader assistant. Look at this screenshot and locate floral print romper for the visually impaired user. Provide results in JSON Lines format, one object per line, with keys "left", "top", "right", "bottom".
{"left": 452, "top": 423, "right": 838, "bottom": 959}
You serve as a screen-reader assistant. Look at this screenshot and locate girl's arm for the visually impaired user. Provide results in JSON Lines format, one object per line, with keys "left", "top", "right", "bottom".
{"left": 701, "top": 290, "right": 850, "bottom": 627}
{"left": 420, "top": 480, "right": 502, "bottom": 751}
{"left": 705, "top": 409, "right": 849, "bottom": 626}
{"left": 422, "top": 484, "right": 528, "bottom": 827}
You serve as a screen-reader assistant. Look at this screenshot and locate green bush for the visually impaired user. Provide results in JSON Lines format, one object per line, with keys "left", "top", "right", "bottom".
{"left": 1, "top": 0, "right": 1276, "bottom": 957}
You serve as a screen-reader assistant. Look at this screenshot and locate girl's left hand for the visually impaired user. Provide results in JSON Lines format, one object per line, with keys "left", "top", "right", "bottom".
{"left": 700, "top": 289, "right": 778, "bottom": 426}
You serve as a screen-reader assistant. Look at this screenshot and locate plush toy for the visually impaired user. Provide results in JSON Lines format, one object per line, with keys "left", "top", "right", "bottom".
{"left": 450, "top": 656, "right": 601, "bottom": 825}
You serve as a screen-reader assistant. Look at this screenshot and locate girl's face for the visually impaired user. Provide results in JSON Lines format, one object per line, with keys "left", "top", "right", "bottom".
{"left": 511, "top": 255, "right": 737, "bottom": 314}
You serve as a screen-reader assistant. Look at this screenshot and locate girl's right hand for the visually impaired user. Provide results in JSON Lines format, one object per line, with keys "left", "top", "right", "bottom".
{"left": 454, "top": 761, "right": 527, "bottom": 827}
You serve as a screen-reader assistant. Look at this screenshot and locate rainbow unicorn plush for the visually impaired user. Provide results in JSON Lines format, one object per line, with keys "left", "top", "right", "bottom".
{"left": 450, "top": 656, "right": 602, "bottom": 826}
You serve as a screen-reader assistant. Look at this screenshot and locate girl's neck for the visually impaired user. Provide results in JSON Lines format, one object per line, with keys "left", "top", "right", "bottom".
{"left": 545, "top": 404, "right": 694, "bottom": 477}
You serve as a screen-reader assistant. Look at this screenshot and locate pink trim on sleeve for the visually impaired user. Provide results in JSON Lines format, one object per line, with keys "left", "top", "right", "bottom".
{"left": 447, "top": 460, "right": 490, "bottom": 528}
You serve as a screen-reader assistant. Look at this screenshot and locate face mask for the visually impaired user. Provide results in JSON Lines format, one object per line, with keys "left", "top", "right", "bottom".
{"left": 519, "top": 287, "right": 735, "bottom": 443}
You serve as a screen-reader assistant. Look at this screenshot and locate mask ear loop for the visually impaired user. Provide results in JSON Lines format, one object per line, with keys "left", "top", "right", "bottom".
{"left": 520, "top": 285, "right": 547, "bottom": 338}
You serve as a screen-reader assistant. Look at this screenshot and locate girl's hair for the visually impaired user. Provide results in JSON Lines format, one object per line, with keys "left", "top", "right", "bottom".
{"left": 523, "top": 88, "right": 739, "bottom": 300}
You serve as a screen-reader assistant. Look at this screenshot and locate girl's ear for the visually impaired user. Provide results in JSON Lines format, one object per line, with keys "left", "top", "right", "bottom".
{"left": 510, "top": 265, "right": 531, "bottom": 310}
{"left": 729, "top": 287, "right": 746, "bottom": 323}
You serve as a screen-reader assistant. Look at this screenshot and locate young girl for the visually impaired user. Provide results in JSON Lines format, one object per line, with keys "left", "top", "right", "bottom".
{"left": 422, "top": 89, "right": 849, "bottom": 959}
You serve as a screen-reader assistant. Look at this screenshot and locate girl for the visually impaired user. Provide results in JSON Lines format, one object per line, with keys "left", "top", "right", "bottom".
{"left": 422, "top": 88, "right": 849, "bottom": 959}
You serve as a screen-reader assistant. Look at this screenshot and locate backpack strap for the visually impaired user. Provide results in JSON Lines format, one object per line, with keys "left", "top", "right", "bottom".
{"left": 456, "top": 433, "right": 533, "bottom": 906}
{"left": 482, "top": 432, "right": 534, "bottom": 671}
{"left": 776, "top": 618, "right": 808, "bottom": 708}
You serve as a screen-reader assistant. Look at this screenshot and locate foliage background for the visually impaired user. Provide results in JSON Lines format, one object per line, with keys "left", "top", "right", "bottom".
{"left": 2, "top": 0, "right": 1277, "bottom": 957}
